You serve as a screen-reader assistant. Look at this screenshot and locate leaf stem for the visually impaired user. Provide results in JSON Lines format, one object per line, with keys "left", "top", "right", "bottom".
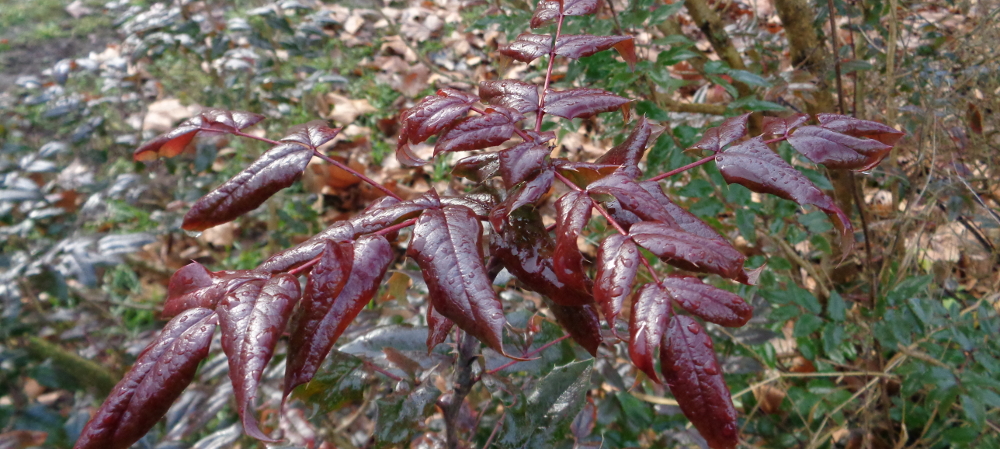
{"left": 375, "top": 217, "right": 418, "bottom": 236}
{"left": 312, "top": 151, "right": 402, "bottom": 201}
{"left": 648, "top": 154, "right": 716, "bottom": 182}
{"left": 534, "top": 9, "right": 566, "bottom": 133}
{"left": 287, "top": 255, "right": 322, "bottom": 277}
{"left": 363, "top": 360, "right": 404, "bottom": 382}
{"left": 483, "top": 334, "right": 571, "bottom": 376}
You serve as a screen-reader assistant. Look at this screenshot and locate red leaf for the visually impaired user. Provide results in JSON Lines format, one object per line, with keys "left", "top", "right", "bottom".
{"left": 350, "top": 190, "right": 441, "bottom": 234}
{"left": 816, "top": 113, "right": 905, "bottom": 147}
{"left": 498, "top": 33, "right": 552, "bottom": 63}
{"left": 587, "top": 174, "right": 679, "bottom": 228}
{"left": 75, "top": 308, "right": 218, "bottom": 449}
{"left": 762, "top": 113, "right": 808, "bottom": 137}
{"left": 182, "top": 142, "right": 313, "bottom": 231}
{"left": 660, "top": 315, "right": 739, "bottom": 449}
{"left": 257, "top": 222, "right": 356, "bottom": 273}
{"left": 506, "top": 169, "right": 554, "bottom": 214}
{"left": 594, "top": 234, "right": 639, "bottom": 333}
{"left": 553, "top": 160, "right": 620, "bottom": 187}
{"left": 661, "top": 276, "right": 751, "bottom": 327}
{"left": 133, "top": 108, "right": 265, "bottom": 162}
{"left": 453, "top": 153, "right": 500, "bottom": 182}
{"left": 553, "top": 191, "right": 594, "bottom": 295}
{"left": 555, "top": 35, "right": 636, "bottom": 70}
{"left": 434, "top": 107, "right": 524, "bottom": 154}
{"left": 280, "top": 120, "right": 342, "bottom": 150}
{"left": 530, "top": 0, "right": 600, "bottom": 28}
{"left": 595, "top": 117, "right": 664, "bottom": 178}
{"left": 396, "top": 142, "right": 429, "bottom": 167}
{"left": 715, "top": 137, "right": 853, "bottom": 256}
{"left": 629, "top": 221, "right": 747, "bottom": 282}
{"left": 639, "top": 181, "right": 728, "bottom": 244}
{"left": 408, "top": 206, "right": 508, "bottom": 354}
{"left": 690, "top": 113, "right": 751, "bottom": 153}
{"left": 542, "top": 88, "right": 630, "bottom": 120}
{"left": 787, "top": 126, "right": 892, "bottom": 170}
{"left": 399, "top": 88, "right": 479, "bottom": 146}
{"left": 628, "top": 283, "right": 672, "bottom": 382}
{"left": 479, "top": 80, "right": 540, "bottom": 114}
{"left": 499, "top": 141, "right": 550, "bottom": 189}
{"left": 426, "top": 302, "right": 454, "bottom": 353}
{"left": 162, "top": 265, "right": 269, "bottom": 317}
{"left": 549, "top": 302, "right": 603, "bottom": 356}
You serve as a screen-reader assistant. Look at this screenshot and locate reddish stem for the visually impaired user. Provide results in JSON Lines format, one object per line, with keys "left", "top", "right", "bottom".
{"left": 534, "top": 10, "right": 566, "bottom": 133}
{"left": 648, "top": 154, "right": 717, "bottom": 182}
{"left": 287, "top": 255, "right": 322, "bottom": 276}
{"left": 484, "top": 334, "right": 571, "bottom": 376}
{"left": 763, "top": 136, "right": 788, "bottom": 145}
{"left": 364, "top": 360, "right": 405, "bottom": 382}
{"left": 312, "top": 151, "right": 402, "bottom": 201}
{"left": 227, "top": 129, "right": 281, "bottom": 146}
{"left": 375, "top": 217, "right": 418, "bottom": 236}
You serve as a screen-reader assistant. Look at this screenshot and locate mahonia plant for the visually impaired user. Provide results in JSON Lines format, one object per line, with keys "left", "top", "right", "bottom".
{"left": 74, "top": 2, "right": 904, "bottom": 449}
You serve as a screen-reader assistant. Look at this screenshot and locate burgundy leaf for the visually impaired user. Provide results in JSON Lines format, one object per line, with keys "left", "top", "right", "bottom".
{"left": 816, "top": 113, "right": 905, "bottom": 147}
{"left": 690, "top": 113, "right": 751, "bottom": 153}
{"left": 787, "top": 126, "right": 893, "bottom": 171}
{"left": 530, "top": 0, "right": 600, "bottom": 28}
{"left": 629, "top": 221, "right": 747, "bottom": 282}
{"left": 426, "top": 302, "right": 454, "bottom": 353}
{"left": 553, "top": 191, "right": 593, "bottom": 294}
{"left": 498, "top": 33, "right": 552, "bottom": 63}
{"left": 75, "top": 309, "right": 218, "bottom": 449}
{"left": 235, "top": 274, "right": 300, "bottom": 441}
{"left": 182, "top": 142, "right": 313, "bottom": 231}
{"left": 162, "top": 266, "right": 269, "bottom": 317}
{"left": 350, "top": 190, "right": 441, "bottom": 234}
{"left": 453, "top": 153, "right": 500, "bottom": 182}
{"left": 661, "top": 276, "right": 751, "bottom": 327}
{"left": 553, "top": 160, "right": 620, "bottom": 187}
{"left": 549, "top": 301, "right": 603, "bottom": 356}
{"left": 479, "top": 80, "right": 540, "bottom": 114}
{"left": 594, "top": 234, "right": 639, "bottom": 332}
{"left": 256, "top": 222, "right": 356, "bottom": 274}
{"left": 440, "top": 195, "right": 494, "bottom": 218}
{"left": 542, "top": 88, "right": 630, "bottom": 121}
{"left": 434, "top": 107, "right": 524, "bottom": 154}
{"left": 218, "top": 282, "right": 264, "bottom": 392}
{"left": 408, "top": 206, "right": 508, "bottom": 354}
{"left": 715, "top": 137, "right": 853, "bottom": 255}
{"left": 499, "top": 141, "right": 551, "bottom": 189}
{"left": 628, "top": 283, "right": 672, "bottom": 382}
{"left": 762, "top": 113, "right": 808, "bottom": 137}
{"left": 396, "top": 142, "right": 429, "bottom": 167}
{"left": 399, "top": 88, "right": 479, "bottom": 146}
{"left": 639, "top": 181, "right": 728, "bottom": 244}
{"left": 280, "top": 120, "right": 342, "bottom": 150}
{"left": 587, "top": 174, "right": 679, "bottom": 228}
{"left": 506, "top": 169, "right": 554, "bottom": 214}
{"left": 595, "top": 117, "right": 664, "bottom": 178}
{"left": 555, "top": 35, "right": 636, "bottom": 70}
{"left": 133, "top": 108, "right": 266, "bottom": 162}
{"left": 660, "top": 315, "right": 739, "bottom": 449}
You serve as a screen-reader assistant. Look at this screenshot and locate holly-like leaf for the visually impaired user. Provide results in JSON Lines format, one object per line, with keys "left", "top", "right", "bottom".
{"left": 542, "top": 88, "right": 630, "bottom": 121}
{"left": 162, "top": 264, "right": 269, "bottom": 317}
{"left": 629, "top": 221, "right": 747, "bottom": 282}
{"left": 182, "top": 142, "right": 313, "bottom": 231}
{"left": 453, "top": 153, "right": 500, "bottom": 182}
{"left": 408, "top": 206, "right": 507, "bottom": 354}
{"left": 762, "top": 113, "right": 808, "bottom": 137}
{"left": 549, "top": 302, "right": 603, "bottom": 356}
{"left": 133, "top": 108, "right": 265, "bottom": 162}
{"left": 279, "top": 120, "right": 342, "bottom": 150}
{"left": 715, "top": 137, "right": 853, "bottom": 255}
{"left": 787, "top": 126, "right": 893, "bottom": 171}
{"left": 588, "top": 174, "right": 678, "bottom": 228}
{"left": 479, "top": 80, "right": 540, "bottom": 114}
{"left": 816, "top": 113, "right": 905, "bottom": 147}
{"left": 257, "top": 222, "right": 356, "bottom": 274}
{"left": 434, "top": 107, "right": 524, "bottom": 154}
{"left": 553, "top": 191, "right": 593, "bottom": 294}
{"left": 399, "top": 88, "right": 479, "bottom": 147}
{"left": 75, "top": 309, "right": 218, "bottom": 449}
{"left": 595, "top": 117, "right": 664, "bottom": 178}
{"left": 661, "top": 276, "right": 751, "bottom": 327}
{"left": 426, "top": 302, "right": 454, "bottom": 352}
{"left": 594, "top": 234, "right": 639, "bottom": 332}
{"left": 628, "top": 283, "right": 672, "bottom": 382}
{"left": 660, "top": 315, "right": 739, "bottom": 449}
{"left": 690, "top": 113, "right": 750, "bottom": 153}
{"left": 530, "top": 0, "right": 600, "bottom": 28}
{"left": 500, "top": 141, "right": 550, "bottom": 189}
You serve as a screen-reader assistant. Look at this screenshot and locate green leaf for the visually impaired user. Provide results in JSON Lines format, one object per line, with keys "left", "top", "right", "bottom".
{"left": 886, "top": 276, "right": 933, "bottom": 305}
{"left": 821, "top": 322, "right": 844, "bottom": 356}
{"left": 374, "top": 383, "right": 440, "bottom": 448}
{"left": 797, "top": 211, "right": 833, "bottom": 233}
{"left": 527, "top": 360, "right": 594, "bottom": 426}
{"left": 656, "top": 47, "right": 700, "bottom": 66}
{"left": 727, "top": 69, "right": 770, "bottom": 87}
{"left": 677, "top": 179, "right": 715, "bottom": 198}
{"left": 793, "top": 315, "right": 824, "bottom": 337}
{"left": 727, "top": 97, "right": 786, "bottom": 112}
{"left": 636, "top": 100, "right": 671, "bottom": 122}
{"left": 827, "top": 291, "right": 846, "bottom": 322}
{"left": 960, "top": 394, "right": 985, "bottom": 431}
{"left": 649, "top": 3, "right": 684, "bottom": 24}
{"left": 840, "top": 60, "right": 873, "bottom": 73}
{"left": 735, "top": 209, "right": 756, "bottom": 244}
{"left": 294, "top": 351, "right": 368, "bottom": 413}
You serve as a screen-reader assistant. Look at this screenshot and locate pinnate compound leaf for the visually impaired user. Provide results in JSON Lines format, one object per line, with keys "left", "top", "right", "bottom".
{"left": 500, "top": 142, "right": 550, "bottom": 189}
{"left": 787, "top": 126, "right": 892, "bottom": 170}
{"left": 133, "top": 108, "right": 265, "bottom": 162}
{"left": 715, "top": 137, "right": 853, "bottom": 255}
{"left": 542, "top": 88, "right": 630, "bottom": 120}
{"left": 627, "top": 283, "right": 672, "bottom": 382}
{"left": 426, "top": 302, "right": 454, "bottom": 352}
{"left": 661, "top": 315, "right": 739, "bottom": 449}
{"left": 434, "top": 107, "right": 524, "bottom": 154}
{"left": 690, "top": 113, "right": 750, "bottom": 153}
{"left": 182, "top": 142, "right": 313, "bottom": 231}
{"left": 531, "top": 0, "right": 599, "bottom": 28}
{"left": 453, "top": 153, "right": 500, "bottom": 182}
{"left": 595, "top": 117, "right": 664, "bottom": 178}
{"left": 594, "top": 234, "right": 640, "bottom": 332}
{"left": 816, "top": 113, "right": 905, "bottom": 147}
{"left": 408, "top": 206, "right": 507, "bottom": 354}
{"left": 661, "top": 276, "right": 751, "bottom": 327}
{"left": 629, "top": 221, "right": 747, "bottom": 282}
{"left": 279, "top": 120, "right": 342, "bottom": 150}
{"left": 75, "top": 309, "right": 218, "bottom": 449}
{"left": 762, "top": 113, "right": 809, "bottom": 137}
{"left": 479, "top": 80, "right": 539, "bottom": 114}
{"left": 553, "top": 191, "right": 594, "bottom": 295}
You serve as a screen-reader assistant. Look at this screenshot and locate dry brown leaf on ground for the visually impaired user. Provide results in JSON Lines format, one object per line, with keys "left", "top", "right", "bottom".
{"left": 143, "top": 99, "right": 200, "bottom": 132}
{"left": 325, "top": 94, "right": 377, "bottom": 124}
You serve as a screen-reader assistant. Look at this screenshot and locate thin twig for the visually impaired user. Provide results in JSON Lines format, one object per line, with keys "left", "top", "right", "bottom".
{"left": 312, "top": 151, "right": 402, "bottom": 200}
{"left": 535, "top": 10, "right": 566, "bottom": 133}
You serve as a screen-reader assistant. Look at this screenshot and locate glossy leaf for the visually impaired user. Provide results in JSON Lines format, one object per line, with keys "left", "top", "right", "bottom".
{"left": 479, "top": 80, "right": 540, "bottom": 114}
{"left": 639, "top": 181, "right": 728, "bottom": 244}
{"left": 499, "top": 141, "right": 550, "bottom": 189}
{"left": 408, "top": 206, "right": 507, "bottom": 354}
{"left": 553, "top": 191, "right": 593, "bottom": 294}
{"left": 588, "top": 174, "right": 679, "bottom": 227}
{"left": 530, "top": 0, "right": 600, "bottom": 28}
{"left": 661, "top": 276, "right": 751, "bottom": 327}
{"left": 787, "top": 126, "right": 893, "bottom": 171}
{"left": 690, "top": 113, "right": 750, "bottom": 153}
{"left": 762, "top": 113, "right": 808, "bottom": 137}
{"left": 549, "top": 302, "right": 603, "bottom": 356}
{"left": 453, "top": 153, "right": 500, "bottom": 182}
{"left": 499, "top": 34, "right": 635, "bottom": 69}
{"left": 217, "top": 282, "right": 265, "bottom": 413}
{"left": 75, "top": 309, "right": 218, "bottom": 449}
{"left": 350, "top": 190, "right": 441, "bottom": 234}
{"left": 715, "top": 137, "right": 853, "bottom": 255}
{"left": 395, "top": 142, "right": 429, "bottom": 167}
{"left": 498, "top": 33, "right": 552, "bottom": 63}
{"left": 162, "top": 265, "right": 269, "bottom": 317}
{"left": 426, "top": 302, "right": 454, "bottom": 352}
{"left": 542, "top": 88, "right": 630, "bottom": 120}
{"left": 434, "top": 107, "right": 524, "bottom": 154}
{"left": 661, "top": 315, "right": 739, "bottom": 449}
{"left": 374, "top": 383, "right": 441, "bottom": 448}
{"left": 279, "top": 120, "right": 342, "bottom": 150}
{"left": 594, "top": 234, "right": 639, "bottom": 331}
{"left": 182, "top": 142, "right": 313, "bottom": 231}
{"left": 629, "top": 221, "right": 747, "bottom": 282}
{"left": 816, "top": 113, "right": 905, "bottom": 147}
{"left": 507, "top": 169, "right": 554, "bottom": 214}
{"left": 256, "top": 222, "right": 356, "bottom": 273}
{"left": 399, "top": 88, "right": 479, "bottom": 146}
{"left": 595, "top": 117, "right": 663, "bottom": 178}
{"left": 133, "top": 108, "right": 265, "bottom": 162}
{"left": 628, "top": 283, "right": 672, "bottom": 382}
